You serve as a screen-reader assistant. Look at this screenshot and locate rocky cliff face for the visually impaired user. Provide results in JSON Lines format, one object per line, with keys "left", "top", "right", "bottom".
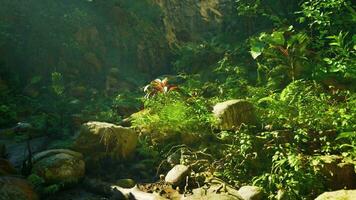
{"left": 154, "top": 0, "right": 232, "bottom": 46}
{"left": 0, "top": 0, "right": 233, "bottom": 93}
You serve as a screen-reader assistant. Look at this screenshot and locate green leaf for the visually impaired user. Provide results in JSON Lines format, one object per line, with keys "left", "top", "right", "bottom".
{"left": 270, "top": 31, "right": 285, "bottom": 45}
{"left": 250, "top": 40, "right": 265, "bottom": 59}
{"left": 337, "top": 132, "right": 356, "bottom": 139}
{"left": 329, "top": 42, "right": 340, "bottom": 47}
{"left": 323, "top": 58, "right": 333, "bottom": 64}
{"left": 250, "top": 49, "right": 262, "bottom": 59}
{"left": 339, "top": 144, "right": 355, "bottom": 149}
{"left": 298, "top": 17, "right": 305, "bottom": 23}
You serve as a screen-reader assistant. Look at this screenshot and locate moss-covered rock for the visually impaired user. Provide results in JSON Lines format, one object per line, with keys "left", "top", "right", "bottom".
{"left": 213, "top": 99, "right": 257, "bottom": 130}
{"left": 31, "top": 149, "right": 85, "bottom": 185}
{"left": 115, "top": 178, "right": 136, "bottom": 188}
{"left": 315, "top": 190, "right": 356, "bottom": 200}
{"left": 73, "top": 121, "right": 138, "bottom": 161}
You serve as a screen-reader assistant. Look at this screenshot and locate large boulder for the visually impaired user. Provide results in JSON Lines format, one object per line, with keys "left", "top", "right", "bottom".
{"left": 213, "top": 100, "right": 257, "bottom": 130}
{"left": 315, "top": 190, "right": 356, "bottom": 200}
{"left": 31, "top": 149, "right": 85, "bottom": 185}
{"left": 237, "top": 186, "right": 264, "bottom": 200}
{"left": 165, "top": 165, "right": 190, "bottom": 186}
{"left": 0, "top": 176, "right": 39, "bottom": 200}
{"left": 314, "top": 155, "right": 356, "bottom": 190}
{"left": 73, "top": 122, "right": 138, "bottom": 161}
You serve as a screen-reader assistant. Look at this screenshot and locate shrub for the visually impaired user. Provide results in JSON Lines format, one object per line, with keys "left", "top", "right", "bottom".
{"left": 253, "top": 151, "right": 324, "bottom": 200}
{"left": 256, "top": 80, "right": 355, "bottom": 132}
{"left": 250, "top": 27, "right": 312, "bottom": 88}
{"left": 131, "top": 92, "right": 213, "bottom": 143}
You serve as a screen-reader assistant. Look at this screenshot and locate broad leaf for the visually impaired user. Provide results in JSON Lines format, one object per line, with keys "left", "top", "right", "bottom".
{"left": 270, "top": 31, "right": 285, "bottom": 45}
{"left": 250, "top": 40, "right": 265, "bottom": 59}
{"left": 337, "top": 131, "right": 356, "bottom": 140}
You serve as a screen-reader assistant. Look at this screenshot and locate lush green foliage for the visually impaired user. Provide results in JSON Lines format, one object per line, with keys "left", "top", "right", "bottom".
{"left": 250, "top": 27, "right": 312, "bottom": 87}
{"left": 131, "top": 91, "right": 213, "bottom": 142}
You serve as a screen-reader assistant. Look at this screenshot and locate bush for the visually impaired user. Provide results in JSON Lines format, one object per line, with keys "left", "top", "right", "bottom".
{"left": 131, "top": 92, "right": 213, "bottom": 143}
{"left": 253, "top": 151, "right": 324, "bottom": 200}
{"left": 256, "top": 80, "right": 355, "bottom": 133}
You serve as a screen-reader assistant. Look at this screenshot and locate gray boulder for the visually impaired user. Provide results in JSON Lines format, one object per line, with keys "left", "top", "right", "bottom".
{"left": 213, "top": 100, "right": 257, "bottom": 130}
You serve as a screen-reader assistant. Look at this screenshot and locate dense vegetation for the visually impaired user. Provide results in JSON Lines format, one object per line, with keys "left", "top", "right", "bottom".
{"left": 0, "top": 0, "right": 355, "bottom": 199}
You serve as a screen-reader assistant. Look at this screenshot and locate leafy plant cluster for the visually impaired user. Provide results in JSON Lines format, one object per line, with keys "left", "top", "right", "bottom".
{"left": 250, "top": 27, "right": 312, "bottom": 87}
{"left": 258, "top": 80, "right": 356, "bottom": 133}
{"left": 131, "top": 90, "right": 214, "bottom": 143}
